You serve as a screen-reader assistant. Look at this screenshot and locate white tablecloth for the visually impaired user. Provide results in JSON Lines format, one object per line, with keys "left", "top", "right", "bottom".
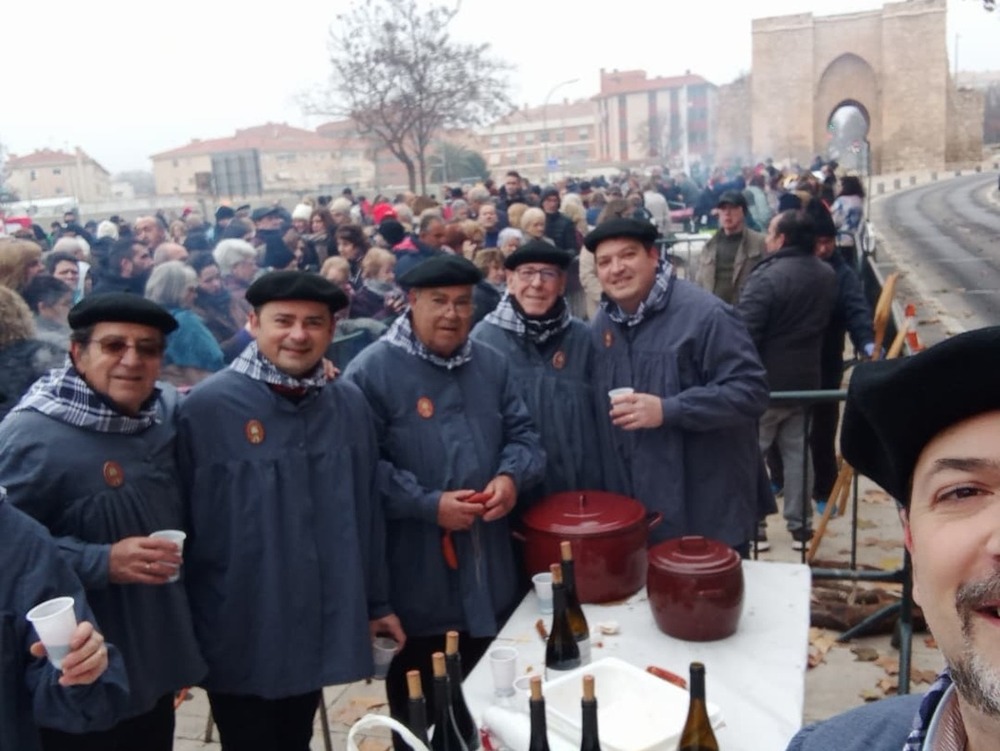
{"left": 463, "top": 559, "right": 811, "bottom": 751}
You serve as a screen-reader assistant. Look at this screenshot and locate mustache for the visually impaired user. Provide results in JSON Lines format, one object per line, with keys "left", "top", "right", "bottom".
{"left": 957, "top": 574, "right": 1000, "bottom": 614}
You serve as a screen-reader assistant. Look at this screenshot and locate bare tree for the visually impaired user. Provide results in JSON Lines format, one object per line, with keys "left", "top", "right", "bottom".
{"left": 313, "top": 0, "right": 511, "bottom": 194}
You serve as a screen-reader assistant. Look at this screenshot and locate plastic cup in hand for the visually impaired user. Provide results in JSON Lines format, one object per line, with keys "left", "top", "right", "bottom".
{"left": 372, "top": 637, "right": 398, "bottom": 680}
{"left": 532, "top": 572, "right": 553, "bottom": 615}
{"left": 488, "top": 646, "right": 518, "bottom": 698}
{"left": 150, "top": 530, "right": 187, "bottom": 583}
{"left": 26, "top": 597, "right": 77, "bottom": 670}
{"left": 608, "top": 387, "right": 635, "bottom": 404}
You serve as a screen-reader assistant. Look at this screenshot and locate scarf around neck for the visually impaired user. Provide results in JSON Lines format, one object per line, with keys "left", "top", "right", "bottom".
{"left": 383, "top": 312, "right": 472, "bottom": 370}
{"left": 903, "top": 669, "right": 953, "bottom": 751}
{"left": 600, "top": 263, "right": 675, "bottom": 328}
{"left": 485, "top": 291, "right": 571, "bottom": 345}
{"left": 229, "top": 341, "right": 327, "bottom": 391}
{"left": 11, "top": 365, "right": 160, "bottom": 434}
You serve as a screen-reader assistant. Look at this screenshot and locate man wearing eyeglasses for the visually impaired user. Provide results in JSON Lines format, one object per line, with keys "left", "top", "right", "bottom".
{"left": 344, "top": 254, "right": 544, "bottom": 747}
{"left": 0, "top": 293, "right": 206, "bottom": 750}
{"left": 471, "top": 240, "right": 614, "bottom": 506}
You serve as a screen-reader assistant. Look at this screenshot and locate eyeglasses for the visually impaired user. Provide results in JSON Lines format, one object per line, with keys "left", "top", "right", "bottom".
{"left": 88, "top": 337, "right": 164, "bottom": 359}
{"left": 514, "top": 267, "right": 561, "bottom": 283}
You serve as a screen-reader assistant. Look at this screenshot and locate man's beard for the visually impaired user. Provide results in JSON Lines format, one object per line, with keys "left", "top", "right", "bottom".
{"left": 952, "top": 575, "right": 1000, "bottom": 717}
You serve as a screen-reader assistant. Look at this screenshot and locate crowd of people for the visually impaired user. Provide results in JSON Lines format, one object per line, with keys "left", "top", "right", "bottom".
{"left": 0, "top": 159, "right": 901, "bottom": 751}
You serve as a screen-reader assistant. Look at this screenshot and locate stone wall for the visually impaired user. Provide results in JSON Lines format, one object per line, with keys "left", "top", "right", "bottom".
{"left": 946, "top": 87, "right": 986, "bottom": 164}
{"left": 714, "top": 75, "right": 752, "bottom": 162}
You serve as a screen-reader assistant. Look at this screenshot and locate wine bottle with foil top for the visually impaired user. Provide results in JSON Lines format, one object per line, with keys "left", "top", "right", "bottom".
{"left": 444, "top": 631, "right": 480, "bottom": 750}
{"left": 430, "top": 652, "right": 469, "bottom": 751}
{"left": 678, "top": 662, "right": 719, "bottom": 751}
{"left": 545, "top": 563, "right": 581, "bottom": 678}
{"left": 579, "top": 674, "right": 601, "bottom": 751}
{"left": 528, "top": 676, "right": 552, "bottom": 751}
{"left": 406, "top": 669, "right": 430, "bottom": 747}
{"left": 560, "top": 540, "right": 591, "bottom": 664}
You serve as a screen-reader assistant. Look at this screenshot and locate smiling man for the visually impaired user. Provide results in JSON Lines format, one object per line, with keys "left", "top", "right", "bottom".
{"left": 471, "top": 239, "right": 613, "bottom": 505}
{"left": 177, "top": 271, "right": 402, "bottom": 751}
{"left": 788, "top": 326, "right": 1000, "bottom": 751}
{"left": 0, "top": 293, "right": 205, "bottom": 750}
{"left": 585, "top": 218, "right": 771, "bottom": 554}
{"left": 344, "top": 254, "right": 544, "bottom": 747}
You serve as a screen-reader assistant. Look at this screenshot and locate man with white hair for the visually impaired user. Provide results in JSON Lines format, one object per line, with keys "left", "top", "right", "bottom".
{"left": 152, "top": 242, "right": 189, "bottom": 266}
{"left": 134, "top": 216, "right": 166, "bottom": 254}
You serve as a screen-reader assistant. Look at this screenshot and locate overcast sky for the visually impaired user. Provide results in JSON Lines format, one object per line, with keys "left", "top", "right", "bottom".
{"left": 1, "top": 0, "right": 995, "bottom": 174}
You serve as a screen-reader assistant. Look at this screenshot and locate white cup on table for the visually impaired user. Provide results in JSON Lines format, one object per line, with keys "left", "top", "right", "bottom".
{"left": 488, "top": 646, "right": 518, "bottom": 698}
{"left": 532, "top": 572, "right": 553, "bottom": 615}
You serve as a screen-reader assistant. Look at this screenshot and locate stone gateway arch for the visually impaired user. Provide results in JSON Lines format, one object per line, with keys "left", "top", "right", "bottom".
{"left": 750, "top": 0, "right": 982, "bottom": 174}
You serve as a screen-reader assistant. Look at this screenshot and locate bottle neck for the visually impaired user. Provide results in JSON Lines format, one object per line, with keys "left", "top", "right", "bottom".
{"left": 562, "top": 560, "right": 577, "bottom": 598}
{"left": 433, "top": 676, "right": 452, "bottom": 719}
{"left": 529, "top": 698, "right": 548, "bottom": 736}
{"left": 552, "top": 582, "right": 568, "bottom": 612}
{"left": 580, "top": 698, "right": 599, "bottom": 741}
{"left": 689, "top": 668, "right": 706, "bottom": 702}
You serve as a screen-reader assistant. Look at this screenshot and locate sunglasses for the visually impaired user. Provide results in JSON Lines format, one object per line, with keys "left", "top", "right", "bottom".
{"left": 88, "top": 336, "right": 164, "bottom": 359}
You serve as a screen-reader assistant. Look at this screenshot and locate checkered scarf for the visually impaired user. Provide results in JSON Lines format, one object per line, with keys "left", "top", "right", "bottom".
{"left": 600, "top": 263, "right": 674, "bottom": 328}
{"left": 484, "top": 292, "right": 571, "bottom": 345}
{"left": 229, "top": 341, "right": 327, "bottom": 390}
{"left": 903, "top": 669, "right": 952, "bottom": 751}
{"left": 383, "top": 312, "right": 472, "bottom": 370}
{"left": 11, "top": 366, "right": 160, "bottom": 434}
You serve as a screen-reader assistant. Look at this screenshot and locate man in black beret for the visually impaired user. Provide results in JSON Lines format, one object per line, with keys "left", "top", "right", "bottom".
{"left": 344, "top": 255, "right": 544, "bottom": 746}
{"left": 787, "top": 326, "right": 1000, "bottom": 751}
{"left": 177, "top": 269, "right": 402, "bottom": 749}
{"left": 696, "top": 189, "right": 767, "bottom": 305}
{"left": 584, "top": 218, "right": 771, "bottom": 555}
{"left": 0, "top": 294, "right": 206, "bottom": 749}
{"left": 471, "top": 240, "right": 612, "bottom": 514}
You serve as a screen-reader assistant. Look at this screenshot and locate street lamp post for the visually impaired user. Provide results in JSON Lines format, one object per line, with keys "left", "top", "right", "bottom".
{"left": 542, "top": 78, "right": 579, "bottom": 182}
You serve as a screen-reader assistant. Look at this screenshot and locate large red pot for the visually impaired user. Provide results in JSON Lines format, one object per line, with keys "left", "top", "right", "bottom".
{"left": 647, "top": 536, "right": 744, "bottom": 641}
{"left": 517, "top": 490, "right": 662, "bottom": 603}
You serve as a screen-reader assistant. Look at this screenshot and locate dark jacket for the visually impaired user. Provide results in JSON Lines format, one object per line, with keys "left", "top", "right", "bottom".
{"left": 544, "top": 211, "right": 579, "bottom": 253}
{"left": 820, "top": 252, "right": 874, "bottom": 385}
{"left": 0, "top": 339, "right": 64, "bottom": 421}
{"left": 90, "top": 273, "right": 147, "bottom": 297}
{"left": 737, "top": 246, "right": 837, "bottom": 392}
{"left": 392, "top": 236, "right": 444, "bottom": 277}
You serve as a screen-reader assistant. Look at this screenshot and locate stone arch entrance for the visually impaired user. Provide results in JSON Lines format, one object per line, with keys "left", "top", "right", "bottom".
{"left": 815, "top": 54, "right": 880, "bottom": 173}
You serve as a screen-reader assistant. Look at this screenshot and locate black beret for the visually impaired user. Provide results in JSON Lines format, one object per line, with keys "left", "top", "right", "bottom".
{"left": 841, "top": 326, "right": 1000, "bottom": 505}
{"left": 251, "top": 206, "right": 282, "bottom": 222}
{"left": 716, "top": 190, "right": 748, "bottom": 210}
{"left": 378, "top": 219, "right": 406, "bottom": 248}
{"left": 245, "top": 270, "right": 349, "bottom": 313}
{"left": 68, "top": 293, "right": 178, "bottom": 334}
{"left": 397, "top": 254, "right": 483, "bottom": 289}
{"left": 215, "top": 206, "right": 236, "bottom": 221}
{"left": 583, "top": 218, "right": 659, "bottom": 252}
{"left": 503, "top": 240, "right": 573, "bottom": 270}
{"left": 235, "top": 204, "right": 251, "bottom": 213}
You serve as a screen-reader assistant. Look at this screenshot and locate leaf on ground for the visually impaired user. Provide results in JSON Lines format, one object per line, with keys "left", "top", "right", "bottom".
{"left": 851, "top": 645, "right": 879, "bottom": 661}
{"left": 808, "top": 628, "right": 838, "bottom": 668}
{"left": 859, "top": 688, "right": 883, "bottom": 702}
{"left": 862, "top": 489, "right": 893, "bottom": 503}
{"left": 860, "top": 536, "right": 902, "bottom": 551}
{"left": 875, "top": 655, "right": 900, "bottom": 675}
{"left": 924, "top": 636, "right": 938, "bottom": 649}
{"left": 913, "top": 669, "right": 940, "bottom": 685}
{"left": 332, "top": 698, "right": 389, "bottom": 727}
{"left": 856, "top": 519, "right": 877, "bottom": 530}
{"left": 877, "top": 677, "right": 899, "bottom": 696}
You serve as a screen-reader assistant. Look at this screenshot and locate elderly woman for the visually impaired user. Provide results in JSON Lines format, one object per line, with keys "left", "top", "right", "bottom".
{"left": 213, "top": 238, "right": 259, "bottom": 298}
{"left": 470, "top": 240, "right": 614, "bottom": 507}
{"left": 519, "top": 207, "right": 549, "bottom": 244}
{"left": 145, "top": 261, "right": 224, "bottom": 387}
{"left": 0, "top": 285, "right": 64, "bottom": 420}
{"left": 350, "top": 248, "right": 405, "bottom": 321}
{"left": 0, "top": 238, "right": 45, "bottom": 295}
{"left": 497, "top": 227, "right": 524, "bottom": 258}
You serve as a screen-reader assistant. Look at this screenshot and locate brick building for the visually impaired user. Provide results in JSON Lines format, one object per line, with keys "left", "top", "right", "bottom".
{"left": 3, "top": 147, "right": 111, "bottom": 204}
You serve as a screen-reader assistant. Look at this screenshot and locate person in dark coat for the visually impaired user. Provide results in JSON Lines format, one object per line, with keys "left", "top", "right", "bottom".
{"left": 0, "top": 294, "right": 206, "bottom": 750}
{"left": 178, "top": 271, "right": 403, "bottom": 751}
{"left": 737, "top": 209, "right": 836, "bottom": 550}
{"left": 585, "top": 219, "right": 770, "bottom": 555}
{"left": 0, "top": 286, "right": 65, "bottom": 421}
{"left": 0, "top": 490, "right": 130, "bottom": 751}
{"left": 540, "top": 187, "right": 580, "bottom": 253}
{"left": 344, "top": 255, "right": 544, "bottom": 746}
{"left": 89, "top": 238, "right": 153, "bottom": 296}
{"left": 788, "top": 326, "right": 1000, "bottom": 750}
{"left": 392, "top": 214, "right": 447, "bottom": 277}
{"left": 471, "top": 241, "right": 616, "bottom": 506}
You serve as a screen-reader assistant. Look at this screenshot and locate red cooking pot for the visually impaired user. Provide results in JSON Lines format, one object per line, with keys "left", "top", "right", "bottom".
{"left": 517, "top": 490, "right": 662, "bottom": 603}
{"left": 647, "top": 535, "right": 744, "bottom": 641}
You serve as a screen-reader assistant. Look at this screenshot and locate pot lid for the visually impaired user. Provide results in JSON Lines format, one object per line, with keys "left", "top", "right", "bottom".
{"left": 522, "top": 491, "right": 648, "bottom": 536}
{"left": 648, "top": 536, "right": 741, "bottom": 576}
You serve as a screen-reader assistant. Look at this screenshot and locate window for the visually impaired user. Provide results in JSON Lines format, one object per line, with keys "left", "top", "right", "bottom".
{"left": 490, "top": 135, "right": 500, "bottom": 148}
{"left": 52, "top": 168, "right": 62, "bottom": 175}
{"left": 524, "top": 132, "right": 535, "bottom": 144}
{"left": 508, "top": 152, "right": 518, "bottom": 165}
{"left": 172, "top": 159, "right": 179, "bottom": 168}
{"left": 507, "top": 133, "right": 518, "bottom": 146}
{"left": 578, "top": 127, "right": 590, "bottom": 139}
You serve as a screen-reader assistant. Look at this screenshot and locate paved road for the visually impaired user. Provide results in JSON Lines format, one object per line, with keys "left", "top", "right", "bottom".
{"left": 871, "top": 173, "right": 1000, "bottom": 339}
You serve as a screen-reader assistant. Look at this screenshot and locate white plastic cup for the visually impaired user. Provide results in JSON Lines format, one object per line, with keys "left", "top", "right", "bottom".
{"left": 608, "top": 387, "right": 635, "bottom": 404}
{"left": 372, "top": 636, "right": 398, "bottom": 680}
{"left": 150, "top": 530, "right": 187, "bottom": 583}
{"left": 532, "top": 572, "right": 553, "bottom": 615}
{"left": 26, "top": 597, "right": 77, "bottom": 670}
{"left": 488, "top": 646, "right": 518, "bottom": 698}
{"left": 512, "top": 674, "right": 535, "bottom": 712}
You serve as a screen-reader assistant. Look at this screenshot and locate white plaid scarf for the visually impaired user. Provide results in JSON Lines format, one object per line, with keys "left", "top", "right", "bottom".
{"left": 383, "top": 313, "right": 472, "bottom": 370}
{"left": 600, "top": 263, "right": 674, "bottom": 328}
{"left": 11, "top": 366, "right": 160, "bottom": 434}
{"left": 484, "top": 291, "right": 571, "bottom": 345}
{"left": 229, "top": 341, "right": 327, "bottom": 390}
{"left": 903, "top": 669, "right": 952, "bottom": 751}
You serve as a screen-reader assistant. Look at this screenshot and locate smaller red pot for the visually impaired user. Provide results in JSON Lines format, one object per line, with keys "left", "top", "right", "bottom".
{"left": 647, "top": 536, "right": 744, "bottom": 641}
